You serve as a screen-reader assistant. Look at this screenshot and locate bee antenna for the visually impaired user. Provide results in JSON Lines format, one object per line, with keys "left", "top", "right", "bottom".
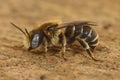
{"left": 10, "top": 22, "right": 28, "bottom": 37}
{"left": 25, "top": 28, "right": 31, "bottom": 40}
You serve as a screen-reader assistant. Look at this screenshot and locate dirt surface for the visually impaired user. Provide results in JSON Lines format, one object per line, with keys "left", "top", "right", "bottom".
{"left": 0, "top": 0, "right": 120, "bottom": 80}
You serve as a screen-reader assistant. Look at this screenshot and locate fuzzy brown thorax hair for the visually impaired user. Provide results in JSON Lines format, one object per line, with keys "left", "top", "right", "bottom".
{"left": 23, "top": 20, "right": 62, "bottom": 49}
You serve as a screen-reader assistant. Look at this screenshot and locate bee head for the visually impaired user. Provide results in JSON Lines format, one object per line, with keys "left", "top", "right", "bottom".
{"left": 11, "top": 23, "right": 44, "bottom": 51}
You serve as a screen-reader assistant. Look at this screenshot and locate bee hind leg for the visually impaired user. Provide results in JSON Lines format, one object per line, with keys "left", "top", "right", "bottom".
{"left": 86, "top": 49, "right": 98, "bottom": 61}
{"left": 76, "top": 38, "right": 97, "bottom": 61}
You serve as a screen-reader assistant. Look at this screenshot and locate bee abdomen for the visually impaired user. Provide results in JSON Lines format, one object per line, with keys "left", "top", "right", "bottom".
{"left": 85, "top": 30, "right": 97, "bottom": 42}
{"left": 77, "top": 26, "right": 99, "bottom": 52}
{"left": 88, "top": 38, "right": 98, "bottom": 45}
{"left": 80, "top": 26, "right": 91, "bottom": 39}
{"left": 88, "top": 38, "right": 99, "bottom": 52}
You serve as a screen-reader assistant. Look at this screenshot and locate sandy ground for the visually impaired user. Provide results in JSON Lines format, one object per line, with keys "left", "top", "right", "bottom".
{"left": 0, "top": 0, "right": 120, "bottom": 80}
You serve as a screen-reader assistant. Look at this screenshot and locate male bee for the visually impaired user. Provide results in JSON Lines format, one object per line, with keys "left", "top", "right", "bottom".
{"left": 11, "top": 20, "right": 99, "bottom": 61}
{"left": 57, "top": 21, "right": 99, "bottom": 60}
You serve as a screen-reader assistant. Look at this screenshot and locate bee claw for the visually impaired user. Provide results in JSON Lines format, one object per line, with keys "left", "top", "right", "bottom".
{"left": 59, "top": 50, "right": 67, "bottom": 61}
{"left": 91, "top": 57, "right": 98, "bottom": 61}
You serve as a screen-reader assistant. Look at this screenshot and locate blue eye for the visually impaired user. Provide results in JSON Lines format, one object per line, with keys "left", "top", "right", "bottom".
{"left": 31, "top": 34, "right": 40, "bottom": 48}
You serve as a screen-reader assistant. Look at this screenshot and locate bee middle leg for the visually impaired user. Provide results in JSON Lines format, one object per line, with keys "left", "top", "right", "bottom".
{"left": 59, "top": 34, "right": 67, "bottom": 60}
{"left": 76, "top": 38, "right": 97, "bottom": 61}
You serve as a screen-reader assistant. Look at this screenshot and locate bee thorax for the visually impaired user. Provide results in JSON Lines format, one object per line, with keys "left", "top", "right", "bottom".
{"left": 51, "top": 36, "right": 59, "bottom": 45}
{"left": 50, "top": 30, "right": 61, "bottom": 45}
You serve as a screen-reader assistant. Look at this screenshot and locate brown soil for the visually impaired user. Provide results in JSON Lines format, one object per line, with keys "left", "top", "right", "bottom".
{"left": 0, "top": 0, "right": 120, "bottom": 80}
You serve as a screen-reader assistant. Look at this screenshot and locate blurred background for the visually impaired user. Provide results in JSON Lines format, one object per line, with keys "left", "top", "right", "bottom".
{"left": 0, "top": 0, "right": 120, "bottom": 27}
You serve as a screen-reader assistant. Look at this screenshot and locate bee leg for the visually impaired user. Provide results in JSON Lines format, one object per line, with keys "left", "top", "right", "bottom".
{"left": 77, "top": 38, "right": 97, "bottom": 61}
{"left": 86, "top": 49, "right": 98, "bottom": 61}
{"left": 59, "top": 34, "right": 67, "bottom": 60}
{"left": 43, "top": 37, "right": 48, "bottom": 53}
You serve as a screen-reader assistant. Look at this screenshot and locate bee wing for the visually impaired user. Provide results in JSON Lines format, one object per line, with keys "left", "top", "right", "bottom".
{"left": 56, "top": 21, "right": 97, "bottom": 30}
{"left": 75, "top": 21, "right": 97, "bottom": 26}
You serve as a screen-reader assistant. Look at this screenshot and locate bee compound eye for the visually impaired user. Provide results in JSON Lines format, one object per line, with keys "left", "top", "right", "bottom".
{"left": 31, "top": 34, "right": 40, "bottom": 48}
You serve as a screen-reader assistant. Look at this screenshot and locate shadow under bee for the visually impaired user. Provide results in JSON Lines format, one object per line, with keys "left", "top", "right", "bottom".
{"left": 30, "top": 46, "right": 61, "bottom": 56}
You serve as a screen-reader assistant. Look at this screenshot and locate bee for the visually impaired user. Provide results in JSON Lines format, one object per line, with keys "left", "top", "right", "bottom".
{"left": 57, "top": 21, "right": 99, "bottom": 61}
{"left": 10, "top": 20, "right": 67, "bottom": 58}
{"left": 11, "top": 20, "right": 99, "bottom": 61}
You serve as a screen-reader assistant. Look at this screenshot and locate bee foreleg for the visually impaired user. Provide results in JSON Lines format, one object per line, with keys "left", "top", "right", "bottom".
{"left": 76, "top": 38, "right": 97, "bottom": 61}
{"left": 62, "top": 35, "right": 66, "bottom": 53}
{"left": 43, "top": 37, "right": 48, "bottom": 53}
